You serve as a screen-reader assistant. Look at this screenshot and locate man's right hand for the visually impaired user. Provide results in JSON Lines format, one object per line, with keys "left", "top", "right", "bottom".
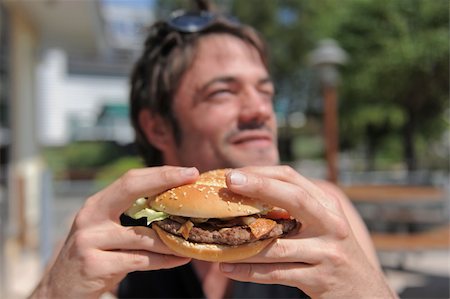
{"left": 30, "top": 166, "right": 199, "bottom": 299}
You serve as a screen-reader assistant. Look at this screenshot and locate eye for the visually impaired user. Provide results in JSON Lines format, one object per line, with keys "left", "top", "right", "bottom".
{"left": 260, "top": 88, "right": 274, "bottom": 97}
{"left": 259, "top": 87, "right": 275, "bottom": 101}
{"left": 207, "top": 89, "right": 236, "bottom": 100}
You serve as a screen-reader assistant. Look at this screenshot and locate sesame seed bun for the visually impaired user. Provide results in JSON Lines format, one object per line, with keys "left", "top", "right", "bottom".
{"left": 148, "top": 169, "right": 272, "bottom": 218}
{"left": 148, "top": 169, "right": 285, "bottom": 262}
{"left": 152, "top": 224, "right": 275, "bottom": 262}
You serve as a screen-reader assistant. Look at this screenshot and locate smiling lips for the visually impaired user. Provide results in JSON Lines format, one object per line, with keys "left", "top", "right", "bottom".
{"left": 229, "top": 131, "right": 274, "bottom": 147}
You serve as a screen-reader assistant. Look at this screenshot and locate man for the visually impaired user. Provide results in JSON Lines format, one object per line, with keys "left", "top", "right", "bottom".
{"left": 30, "top": 7, "right": 397, "bottom": 299}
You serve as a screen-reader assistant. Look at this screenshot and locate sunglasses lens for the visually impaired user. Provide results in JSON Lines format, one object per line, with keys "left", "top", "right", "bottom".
{"left": 168, "top": 12, "right": 215, "bottom": 33}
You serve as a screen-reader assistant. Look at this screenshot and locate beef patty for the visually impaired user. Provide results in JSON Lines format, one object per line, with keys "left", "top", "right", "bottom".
{"left": 155, "top": 218, "right": 298, "bottom": 246}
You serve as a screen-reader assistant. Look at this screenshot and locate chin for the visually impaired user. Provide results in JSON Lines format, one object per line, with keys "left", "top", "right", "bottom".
{"left": 233, "top": 152, "right": 279, "bottom": 167}
{"left": 198, "top": 148, "right": 279, "bottom": 170}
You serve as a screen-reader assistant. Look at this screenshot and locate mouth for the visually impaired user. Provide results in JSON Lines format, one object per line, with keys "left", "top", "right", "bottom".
{"left": 229, "top": 131, "right": 274, "bottom": 148}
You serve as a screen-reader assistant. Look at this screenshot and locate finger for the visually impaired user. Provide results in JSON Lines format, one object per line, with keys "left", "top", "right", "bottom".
{"left": 99, "top": 250, "right": 191, "bottom": 276}
{"left": 233, "top": 166, "right": 336, "bottom": 210}
{"left": 90, "top": 166, "right": 199, "bottom": 220}
{"left": 237, "top": 166, "right": 318, "bottom": 192}
{"left": 226, "top": 169, "right": 327, "bottom": 226}
{"left": 81, "top": 224, "right": 179, "bottom": 255}
{"left": 219, "top": 262, "right": 308, "bottom": 289}
{"left": 236, "top": 238, "right": 324, "bottom": 265}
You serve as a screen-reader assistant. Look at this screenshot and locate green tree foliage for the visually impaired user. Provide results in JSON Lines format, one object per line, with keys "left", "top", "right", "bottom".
{"left": 329, "top": 0, "right": 449, "bottom": 171}
{"left": 95, "top": 156, "right": 144, "bottom": 188}
{"left": 43, "top": 142, "right": 133, "bottom": 179}
{"left": 232, "top": 0, "right": 314, "bottom": 95}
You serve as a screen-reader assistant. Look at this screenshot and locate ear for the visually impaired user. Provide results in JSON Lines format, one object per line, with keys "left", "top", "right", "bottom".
{"left": 138, "top": 109, "right": 174, "bottom": 151}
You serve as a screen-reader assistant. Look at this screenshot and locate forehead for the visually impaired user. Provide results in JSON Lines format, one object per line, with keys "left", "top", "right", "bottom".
{"left": 195, "top": 33, "right": 263, "bottom": 64}
{"left": 186, "top": 33, "right": 267, "bottom": 81}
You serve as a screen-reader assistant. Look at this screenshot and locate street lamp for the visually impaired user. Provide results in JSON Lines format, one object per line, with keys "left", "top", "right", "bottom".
{"left": 309, "top": 39, "right": 348, "bottom": 183}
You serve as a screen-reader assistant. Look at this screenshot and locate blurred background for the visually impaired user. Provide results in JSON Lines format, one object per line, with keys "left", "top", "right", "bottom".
{"left": 0, "top": 0, "right": 448, "bottom": 298}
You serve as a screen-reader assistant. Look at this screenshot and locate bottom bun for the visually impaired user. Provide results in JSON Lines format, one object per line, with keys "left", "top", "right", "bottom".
{"left": 153, "top": 224, "right": 274, "bottom": 262}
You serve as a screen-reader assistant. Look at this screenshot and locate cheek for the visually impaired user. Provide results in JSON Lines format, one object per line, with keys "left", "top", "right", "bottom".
{"left": 192, "top": 106, "right": 236, "bottom": 131}
{"left": 178, "top": 117, "right": 226, "bottom": 146}
{"left": 175, "top": 102, "right": 239, "bottom": 145}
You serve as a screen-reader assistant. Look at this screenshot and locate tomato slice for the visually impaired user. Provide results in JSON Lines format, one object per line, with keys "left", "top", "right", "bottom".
{"left": 265, "top": 208, "right": 291, "bottom": 220}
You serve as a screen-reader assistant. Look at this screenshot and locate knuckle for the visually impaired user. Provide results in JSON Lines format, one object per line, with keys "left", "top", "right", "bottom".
{"left": 129, "top": 251, "right": 149, "bottom": 269}
{"left": 123, "top": 169, "right": 140, "bottom": 181}
{"left": 83, "top": 195, "right": 98, "bottom": 210}
{"left": 333, "top": 217, "right": 351, "bottom": 240}
{"left": 159, "top": 167, "right": 173, "bottom": 184}
{"left": 119, "top": 171, "right": 136, "bottom": 195}
{"left": 160, "top": 165, "right": 172, "bottom": 172}
{"left": 291, "top": 188, "right": 309, "bottom": 210}
{"left": 159, "top": 254, "right": 177, "bottom": 268}
{"left": 73, "top": 208, "right": 90, "bottom": 229}
{"left": 72, "top": 230, "right": 91, "bottom": 250}
{"left": 80, "top": 250, "right": 100, "bottom": 278}
{"left": 127, "top": 227, "right": 151, "bottom": 247}
{"left": 280, "top": 165, "right": 297, "bottom": 177}
{"left": 270, "top": 265, "right": 287, "bottom": 282}
{"left": 243, "top": 264, "right": 254, "bottom": 278}
{"left": 325, "top": 245, "right": 346, "bottom": 268}
{"left": 271, "top": 239, "right": 291, "bottom": 258}
{"left": 252, "top": 176, "right": 268, "bottom": 195}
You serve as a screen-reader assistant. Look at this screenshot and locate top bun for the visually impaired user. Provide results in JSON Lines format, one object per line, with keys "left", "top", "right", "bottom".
{"left": 148, "top": 169, "right": 272, "bottom": 218}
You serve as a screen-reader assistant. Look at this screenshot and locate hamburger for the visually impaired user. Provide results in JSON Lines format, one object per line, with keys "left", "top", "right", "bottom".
{"left": 125, "top": 169, "right": 299, "bottom": 262}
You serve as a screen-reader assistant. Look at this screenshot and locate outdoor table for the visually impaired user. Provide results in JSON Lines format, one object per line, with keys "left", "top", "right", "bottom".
{"left": 341, "top": 185, "right": 448, "bottom": 233}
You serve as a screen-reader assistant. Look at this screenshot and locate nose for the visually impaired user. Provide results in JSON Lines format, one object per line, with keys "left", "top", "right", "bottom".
{"left": 238, "top": 87, "right": 273, "bottom": 128}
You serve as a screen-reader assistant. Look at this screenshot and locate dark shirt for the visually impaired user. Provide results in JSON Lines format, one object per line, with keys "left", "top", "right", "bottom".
{"left": 118, "top": 265, "right": 308, "bottom": 298}
{"left": 119, "top": 214, "right": 308, "bottom": 298}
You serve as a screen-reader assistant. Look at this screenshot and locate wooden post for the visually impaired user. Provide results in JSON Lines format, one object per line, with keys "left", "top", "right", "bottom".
{"left": 323, "top": 84, "right": 339, "bottom": 183}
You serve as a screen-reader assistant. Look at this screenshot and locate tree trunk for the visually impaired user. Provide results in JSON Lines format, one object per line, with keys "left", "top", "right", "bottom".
{"left": 403, "top": 112, "right": 417, "bottom": 175}
{"left": 365, "top": 125, "right": 376, "bottom": 171}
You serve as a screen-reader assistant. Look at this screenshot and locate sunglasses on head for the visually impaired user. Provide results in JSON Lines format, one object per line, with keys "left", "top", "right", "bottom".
{"left": 167, "top": 10, "right": 240, "bottom": 33}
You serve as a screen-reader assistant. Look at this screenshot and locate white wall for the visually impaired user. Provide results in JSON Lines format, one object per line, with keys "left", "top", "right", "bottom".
{"left": 37, "top": 49, "right": 129, "bottom": 146}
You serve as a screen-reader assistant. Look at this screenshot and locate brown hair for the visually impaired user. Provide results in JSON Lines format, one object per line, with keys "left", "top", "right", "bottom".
{"left": 129, "top": 14, "right": 269, "bottom": 166}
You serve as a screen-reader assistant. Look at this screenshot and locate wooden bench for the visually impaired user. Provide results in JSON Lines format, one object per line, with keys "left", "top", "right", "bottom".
{"left": 341, "top": 185, "right": 445, "bottom": 203}
{"left": 342, "top": 184, "right": 448, "bottom": 230}
{"left": 371, "top": 224, "right": 450, "bottom": 251}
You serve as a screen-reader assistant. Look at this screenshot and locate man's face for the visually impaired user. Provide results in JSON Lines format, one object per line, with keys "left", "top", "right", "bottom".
{"left": 165, "top": 34, "right": 279, "bottom": 172}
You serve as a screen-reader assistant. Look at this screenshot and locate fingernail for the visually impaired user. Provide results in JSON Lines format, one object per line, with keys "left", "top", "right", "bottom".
{"left": 220, "top": 263, "right": 235, "bottom": 273}
{"left": 230, "top": 171, "right": 247, "bottom": 185}
{"left": 180, "top": 167, "right": 197, "bottom": 177}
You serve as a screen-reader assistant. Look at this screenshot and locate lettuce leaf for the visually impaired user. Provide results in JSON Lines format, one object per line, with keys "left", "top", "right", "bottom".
{"left": 125, "top": 198, "right": 169, "bottom": 226}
